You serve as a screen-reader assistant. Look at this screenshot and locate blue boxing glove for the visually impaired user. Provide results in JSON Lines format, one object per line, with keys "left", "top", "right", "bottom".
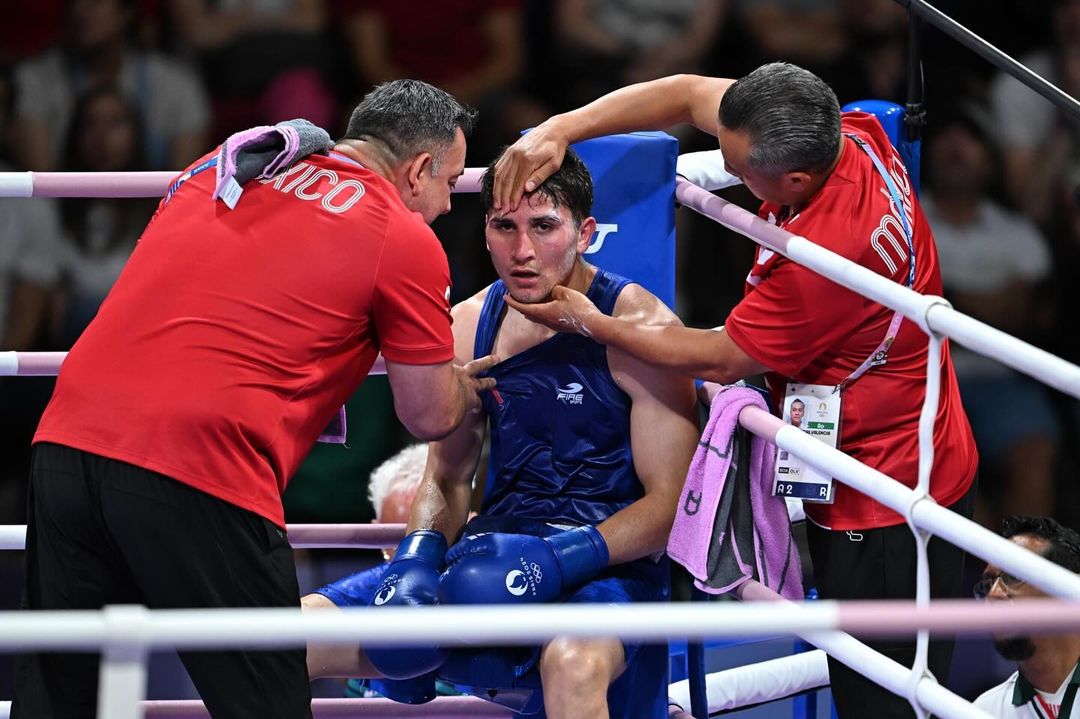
{"left": 366, "top": 674, "right": 438, "bottom": 705}
{"left": 438, "top": 526, "right": 609, "bottom": 605}
{"left": 365, "top": 530, "right": 447, "bottom": 680}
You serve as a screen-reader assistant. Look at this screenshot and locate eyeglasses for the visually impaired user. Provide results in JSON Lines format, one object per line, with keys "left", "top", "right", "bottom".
{"left": 972, "top": 572, "right": 1026, "bottom": 599}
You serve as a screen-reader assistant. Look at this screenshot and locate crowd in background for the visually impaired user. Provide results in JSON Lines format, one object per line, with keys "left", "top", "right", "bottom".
{"left": 0, "top": 0, "right": 1077, "bottom": 549}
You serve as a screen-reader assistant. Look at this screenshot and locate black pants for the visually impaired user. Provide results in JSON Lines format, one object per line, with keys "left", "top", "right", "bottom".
{"left": 13, "top": 443, "right": 312, "bottom": 719}
{"left": 806, "top": 480, "right": 977, "bottom": 719}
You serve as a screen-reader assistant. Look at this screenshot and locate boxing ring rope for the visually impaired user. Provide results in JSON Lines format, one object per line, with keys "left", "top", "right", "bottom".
{"left": 4, "top": 169, "right": 1080, "bottom": 718}
{"left": 0, "top": 523, "right": 408, "bottom": 551}
{"left": 1, "top": 599, "right": 1080, "bottom": 718}
{"left": 899, "top": 0, "right": 1080, "bottom": 123}
{"left": 0, "top": 698, "right": 512, "bottom": 719}
{"left": 0, "top": 167, "right": 486, "bottom": 199}
{"left": 4, "top": 173, "right": 1077, "bottom": 399}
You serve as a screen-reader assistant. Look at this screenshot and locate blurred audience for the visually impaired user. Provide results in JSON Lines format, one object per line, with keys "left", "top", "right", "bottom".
{"left": 0, "top": 68, "right": 65, "bottom": 524}
{"left": 11, "top": 0, "right": 209, "bottom": 171}
{"left": 54, "top": 88, "right": 157, "bottom": 347}
{"left": 0, "top": 69, "right": 64, "bottom": 352}
{"left": 168, "top": 0, "right": 337, "bottom": 135}
{"left": 552, "top": 0, "right": 728, "bottom": 109}
{"left": 989, "top": 0, "right": 1080, "bottom": 225}
{"left": 733, "top": 0, "right": 847, "bottom": 76}
{"left": 830, "top": 0, "right": 907, "bottom": 105}
{"left": 922, "top": 109, "right": 1060, "bottom": 524}
{"left": 336, "top": 0, "right": 547, "bottom": 157}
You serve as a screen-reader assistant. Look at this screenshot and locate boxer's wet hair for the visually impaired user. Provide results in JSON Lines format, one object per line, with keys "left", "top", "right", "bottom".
{"left": 480, "top": 147, "right": 594, "bottom": 228}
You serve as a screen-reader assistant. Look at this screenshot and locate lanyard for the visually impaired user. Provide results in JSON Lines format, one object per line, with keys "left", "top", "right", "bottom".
{"left": 1031, "top": 680, "right": 1078, "bottom": 718}
{"left": 833, "top": 133, "right": 916, "bottom": 392}
{"left": 329, "top": 151, "right": 362, "bottom": 167}
{"left": 1021, "top": 664, "right": 1079, "bottom": 719}
{"left": 163, "top": 156, "right": 217, "bottom": 206}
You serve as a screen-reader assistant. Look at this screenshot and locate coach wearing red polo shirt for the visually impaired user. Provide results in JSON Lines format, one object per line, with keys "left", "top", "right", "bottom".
{"left": 15, "top": 80, "right": 496, "bottom": 719}
{"left": 494, "top": 63, "right": 978, "bottom": 718}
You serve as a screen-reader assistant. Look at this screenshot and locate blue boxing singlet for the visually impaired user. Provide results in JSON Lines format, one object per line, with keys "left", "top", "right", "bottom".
{"left": 474, "top": 269, "right": 640, "bottom": 526}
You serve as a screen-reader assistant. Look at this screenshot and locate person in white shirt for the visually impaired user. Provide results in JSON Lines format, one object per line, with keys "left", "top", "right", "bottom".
{"left": 922, "top": 109, "right": 1060, "bottom": 525}
{"left": 973, "top": 516, "right": 1080, "bottom": 718}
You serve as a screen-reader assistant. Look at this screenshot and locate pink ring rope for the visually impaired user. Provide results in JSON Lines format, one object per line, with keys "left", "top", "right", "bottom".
{"left": 0, "top": 169, "right": 485, "bottom": 199}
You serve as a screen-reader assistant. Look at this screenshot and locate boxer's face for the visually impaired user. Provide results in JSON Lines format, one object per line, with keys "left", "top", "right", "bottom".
{"left": 485, "top": 194, "right": 595, "bottom": 304}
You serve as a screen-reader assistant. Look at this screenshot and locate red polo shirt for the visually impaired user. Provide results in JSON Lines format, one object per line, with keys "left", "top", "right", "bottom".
{"left": 725, "top": 113, "right": 978, "bottom": 530}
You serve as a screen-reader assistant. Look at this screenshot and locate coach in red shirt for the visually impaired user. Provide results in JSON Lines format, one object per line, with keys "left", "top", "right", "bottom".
{"left": 14, "top": 80, "right": 496, "bottom": 719}
{"left": 494, "top": 63, "right": 978, "bottom": 718}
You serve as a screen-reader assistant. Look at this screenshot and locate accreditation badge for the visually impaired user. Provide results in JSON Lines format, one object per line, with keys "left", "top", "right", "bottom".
{"left": 772, "top": 383, "right": 841, "bottom": 504}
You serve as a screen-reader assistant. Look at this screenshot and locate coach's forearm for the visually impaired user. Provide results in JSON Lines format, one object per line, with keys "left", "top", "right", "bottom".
{"left": 546, "top": 75, "right": 719, "bottom": 143}
{"left": 590, "top": 316, "right": 741, "bottom": 381}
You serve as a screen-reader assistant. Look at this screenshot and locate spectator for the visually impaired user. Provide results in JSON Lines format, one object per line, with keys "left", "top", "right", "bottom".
{"left": 0, "top": 66, "right": 65, "bottom": 524}
{"left": 168, "top": 0, "right": 338, "bottom": 135}
{"left": 12, "top": 79, "right": 495, "bottom": 719}
{"left": 493, "top": 63, "right": 979, "bottom": 718}
{"left": 973, "top": 515, "right": 1080, "bottom": 717}
{"left": 989, "top": 0, "right": 1080, "bottom": 224}
{"left": 922, "top": 109, "right": 1060, "bottom": 524}
{"left": 552, "top": 0, "right": 728, "bottom": 109}
{"left": 55, "top": 87, "right": 157, "bottom": 346}
{"left": 0, "top": 67, "right": 63, "bottom": 352}
{"left": 11, "top": 0, "right": 209, "bottom": 171}
{"left": 830, "top": 0, "right": 907, "bottom": 105}
{"left": 734, "top": 0, "right": 848, "bottom": 75}
{"left": 337, "top": 0, "right": 547, "bottom": 156}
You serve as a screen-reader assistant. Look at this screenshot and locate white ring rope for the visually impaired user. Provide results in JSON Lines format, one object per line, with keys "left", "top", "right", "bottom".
{"left": 0, "top": 698, "right": 512, "bottom": 719}
{"left": 2, "top": 170, "right": 1078, "bottom": 719}
{"left": 0, "top": 600, "right": 1076, "bottom": 652}
{"left": 0, "top": 524, "right": 406, "bottom": 550}
{"left": 673, "top": 179, "right": 1080, "bottom": 399}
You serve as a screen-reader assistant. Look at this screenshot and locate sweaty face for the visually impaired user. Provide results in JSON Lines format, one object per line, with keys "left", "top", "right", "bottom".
{"left": 485, "top": 194, "right": 591, "bottom": 304}
{"left": 411, "top": 128, "right": 467, "bottom": 225}
{"left": 718, "top": 126, "right": 792, "bottom": 207}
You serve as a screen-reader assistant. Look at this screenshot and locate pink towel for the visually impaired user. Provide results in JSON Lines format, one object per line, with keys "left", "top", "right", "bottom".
{"left": 667, "top": 386, "right": 803, "bottom": 600}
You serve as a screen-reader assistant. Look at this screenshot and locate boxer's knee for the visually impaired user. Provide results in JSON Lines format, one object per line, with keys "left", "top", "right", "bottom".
{"left": 540, "top": 636, "right": 624, "bottom": 691}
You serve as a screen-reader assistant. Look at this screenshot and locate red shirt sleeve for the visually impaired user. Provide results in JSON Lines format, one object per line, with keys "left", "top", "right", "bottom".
{"left": 371, "top": 216, "right": 455, "bottom": 365}
{"left": 726, "top": 254, "right": 875, "bottom": 378}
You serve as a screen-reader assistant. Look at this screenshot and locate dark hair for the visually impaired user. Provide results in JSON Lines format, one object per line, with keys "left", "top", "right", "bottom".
{"left": 341, "top": 80, "right": 477, "bottom": 174}
{"left": 62, "top": 86, "right": 145, "bottom": 172}
{"left": 1001, "top": 516, "right": 1080, "bottom": 574}
{"left": 719, "top": 62, "right": 842, "bottom": 175}
{"left": 480, "top": 146, "right": 594, "bottom": 226}
{"left": 61, "top": 87, "right": 151, "bottom": 253}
